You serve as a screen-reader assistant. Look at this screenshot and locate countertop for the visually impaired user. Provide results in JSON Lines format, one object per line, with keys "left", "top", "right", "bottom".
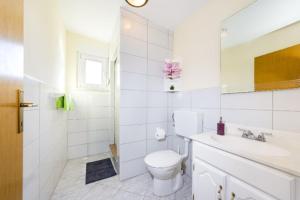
{"left": 190, "top": 132, "right": 300, "bottom": 177}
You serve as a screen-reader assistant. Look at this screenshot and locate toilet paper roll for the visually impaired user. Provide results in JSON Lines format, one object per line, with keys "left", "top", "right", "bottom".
{"left": 155, "top": 128, "right": 166, "bottom": 141}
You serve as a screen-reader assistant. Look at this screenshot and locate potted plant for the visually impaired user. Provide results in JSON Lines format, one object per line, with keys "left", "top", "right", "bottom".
{"left": 163, "top": 59, "right": 182, "bottom": 91}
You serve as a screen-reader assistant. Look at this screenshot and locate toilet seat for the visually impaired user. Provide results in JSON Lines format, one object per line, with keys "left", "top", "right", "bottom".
{"left": 144, "top": 150, "right": 182, "bottom": 168}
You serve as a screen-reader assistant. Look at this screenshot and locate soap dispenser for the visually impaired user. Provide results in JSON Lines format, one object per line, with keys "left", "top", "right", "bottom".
{"left": 217, "top": 117, "right": 225, "bottom": 136}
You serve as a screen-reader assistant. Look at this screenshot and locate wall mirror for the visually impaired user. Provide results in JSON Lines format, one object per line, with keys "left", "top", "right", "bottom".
{"left": 221, "top": 0, "right": 300, "bottom": 94}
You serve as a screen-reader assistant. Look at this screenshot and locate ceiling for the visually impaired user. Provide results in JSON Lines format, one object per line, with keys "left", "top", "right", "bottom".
{"left": 60, "top": 0, "right": 208, "bottom": 42}
{"left": 59, "top": 0, "right": 120, "bottom": 43}
{"left": 122, "top": 0, "right": 208, "bottom": 30}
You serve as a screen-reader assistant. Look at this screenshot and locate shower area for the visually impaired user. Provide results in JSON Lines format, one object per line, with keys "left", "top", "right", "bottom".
{"left": 65, "top": 30, "right": 118, "bottom": 163}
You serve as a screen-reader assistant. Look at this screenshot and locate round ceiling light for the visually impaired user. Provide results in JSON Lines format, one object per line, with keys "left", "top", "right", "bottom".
{"left": 125, "top": 0, "right": 149, "bottom": 8}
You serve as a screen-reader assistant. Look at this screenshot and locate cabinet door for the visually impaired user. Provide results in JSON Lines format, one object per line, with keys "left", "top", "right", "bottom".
{"left": 227, "top": 176, "right": 276, "bottom": 200}
{"left": 193, "top": 159, "right": 226, "bottom": 200}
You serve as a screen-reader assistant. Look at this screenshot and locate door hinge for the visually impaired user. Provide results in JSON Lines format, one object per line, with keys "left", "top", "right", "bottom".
{"left": 192, "top": 194, "right": 195, "bottom": 200}
{"left": 193, "top": 163, "right": 195, "bottom": 171}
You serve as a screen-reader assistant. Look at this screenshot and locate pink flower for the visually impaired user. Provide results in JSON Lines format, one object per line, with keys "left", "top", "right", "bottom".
{"left": 163, "top": 60, "right": 182, "bottom": 79}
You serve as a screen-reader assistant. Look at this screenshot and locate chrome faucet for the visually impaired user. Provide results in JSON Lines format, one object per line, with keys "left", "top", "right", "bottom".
{"left": 256, "top": 132, "right": 273, "bottom": 142}
{"left": 238, "top": 128, "right": 255, "bottom": 140}
{"left": 238, "top": 128, "right": 272, "bottom": 142}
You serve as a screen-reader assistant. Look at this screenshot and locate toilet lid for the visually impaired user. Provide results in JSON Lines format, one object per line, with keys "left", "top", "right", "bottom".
{"left": 144, "top": 150, "right": 182, "bottom": 168}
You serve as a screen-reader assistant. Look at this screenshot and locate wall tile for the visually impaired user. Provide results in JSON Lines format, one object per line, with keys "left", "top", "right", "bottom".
{"left": 192, "top": 108, "right": 219, "bottom": 131}
{"left": 86, "top": 92, "right": 111, "bottom": 106}
{"left": 120, "top": 53, "right": 147, "bottom": 74}
{"left": 148, "top": 60, "right": 164, "bottom": 77}
{"left": 87, "top": 118, "right": 110, "bottom": 131}
{"left": 167, "top": 107, "right": 175, "bottom": 122}
{"left": 147, "top": 108, "right": 168, "bottom": 123}
{"left": 120, "top": 158, "right": 147, "bottom": 181}
{"left": 221, "top": 91, "right": 272, "bottom": 110}
{"left": 120, "top": 125, "right": 147, "bottom": 144}
{"left": 67, "top": 119, "right": 87, "bottom": 133}
{"left": 273, "top": 88, "right": 300, "bottom": 111}
{"left": 148, "top": 24, "right": 169, "bottom": 48}
{"left": 273, "top": 111, "right": 300, "bottom": 132}
{"left": 88, "top": 142, "right": 109, "bottom": 155}
{"left": 169, "top": 92, "right": 192, "bottom": 108}
{"left": 24, "top": 110, "right": 39, "bottom": 147}
{"left": 147, "top": 139, "right": 168, "bottom": 153}
{"left": 87, "top": 107, "right": 111, "bottom": 119}
{"left": 191, "top": 87, "right": 221, "bottom": 109}
{"left": 121, "top": 72, "right": 147, "bottom": 91}
{"left": 147, "top": 92, "right": 167, "bottom": 107}
{"left": 120, "top": 140, "right": 146, "bottom": 162}
{"left": 23, "top": 140, "right": 39, "bottom": 191}
{"left": 67, "top": 106, "right": 87, "bottom": 120}
{"left": 87, "top": 130, "right": 109, "bottom": 143}
{"left": 68, "top": 132, "right": 87, "bottom": 146}
{"left": 167, "top": 122, "right": 175, "bottom": 136}
{"left": 121, "top": 9, "right": 147, "bottom": 26}
{"left": 121, "top": 17, "right": 147, "bottom": 41}
{"left": 120, "top": 90, "right": 146, "bottom": 107}
{"left": 119, "top": 11, "right": 173, "bottom": 180}
{"left": 24, "top": 78, "right": 67, "bottom": 200}
{"left": 148, "top": 44, "right": 171, "bottom": 62}
{"left": 147, "top": 76, "right": 164, "bottom": 91}
{"left": 221, "top": 109, "right": 272, "bottom": 129}
{"left": 68, "top": 145, "right": 87, "bottom": 159}
{"left": 24, "top": 76, "right": 40, "bottom": 105}
{"left": 121, "top": 35, "right": 147, "bottom": 58}
{"left": 120, "top": 108, "right": 146, "bottom": 125}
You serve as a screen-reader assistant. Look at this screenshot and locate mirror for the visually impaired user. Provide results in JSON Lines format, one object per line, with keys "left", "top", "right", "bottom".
{"left": 221, "top": 0, "right": 300, "bottom": 94}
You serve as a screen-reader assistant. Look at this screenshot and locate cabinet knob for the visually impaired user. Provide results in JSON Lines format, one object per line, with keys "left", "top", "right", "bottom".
{"left": 231, "top": 192, "right": 236, "bottom": 200}
{"left": 217, "top": 185, "right": 223, "bottom": 200}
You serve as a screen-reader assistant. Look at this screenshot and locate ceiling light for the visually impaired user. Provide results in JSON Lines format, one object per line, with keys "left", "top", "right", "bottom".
{"left": 125, "top": 0, "right": 148, "bottom": 8}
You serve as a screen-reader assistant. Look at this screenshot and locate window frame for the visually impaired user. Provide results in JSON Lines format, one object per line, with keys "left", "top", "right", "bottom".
{"left": 77, "top": 52, "right": 109, "bottom": 91}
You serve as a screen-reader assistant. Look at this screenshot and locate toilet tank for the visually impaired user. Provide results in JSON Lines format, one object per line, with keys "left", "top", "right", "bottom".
{"left": 174, "top": 110, "right": 202, "bottom": 138}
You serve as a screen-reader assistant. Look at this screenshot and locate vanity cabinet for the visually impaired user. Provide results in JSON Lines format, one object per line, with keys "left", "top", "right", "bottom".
{"left": 226, "top": 176, "right": 276, "bottom": 200}
{"left": 192, "top": 141, "right": 297, "bottom": 200}
{"left": 193, "top": 159, "right": 226, "bottom": 200}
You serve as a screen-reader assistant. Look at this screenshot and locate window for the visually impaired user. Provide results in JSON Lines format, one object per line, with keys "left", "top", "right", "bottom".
{"left": 78, "top": 53, "right": 109, "bottom": 90}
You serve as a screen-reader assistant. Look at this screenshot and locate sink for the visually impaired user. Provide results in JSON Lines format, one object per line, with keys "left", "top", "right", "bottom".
{"left": 210, "top": 135, "right": 290, "bottom": 157}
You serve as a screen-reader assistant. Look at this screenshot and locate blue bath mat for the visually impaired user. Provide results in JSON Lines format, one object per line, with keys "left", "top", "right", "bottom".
{"left": 86, "top": 158, "right": 116, "bottom": 184}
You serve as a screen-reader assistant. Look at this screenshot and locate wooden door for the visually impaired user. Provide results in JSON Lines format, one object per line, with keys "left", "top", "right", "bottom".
{"left": 193, "top": 159, "right": 227, "bottom": 200}
{"left": 0, "top": 0, "right": 24, "bottom": 199}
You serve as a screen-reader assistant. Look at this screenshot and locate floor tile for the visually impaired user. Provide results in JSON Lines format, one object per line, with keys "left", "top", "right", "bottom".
{"left": 51, "top": 153, "right": 192, "bottom": 200}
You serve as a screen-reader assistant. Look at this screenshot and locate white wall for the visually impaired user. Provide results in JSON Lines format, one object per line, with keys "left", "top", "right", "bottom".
{"left": 23, "top": 76, "right": 67, "bottom": 200}
{"left": 24, "top": 0, "right": 66, "bottom": 91}
{"left": 24, "top": 0, "right": 67, "bottom": 199}
{"left": 65, "top": 31, "right": 113, "bottom": 159}
{"left": 173, "top": 0, "right": 255, "bottom": 90}
{"left": 119, "top": 9, "right": 173, "bottom": 180}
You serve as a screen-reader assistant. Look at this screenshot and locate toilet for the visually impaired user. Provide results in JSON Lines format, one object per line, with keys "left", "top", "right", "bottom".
{"left": 144, "top": 110, "right": 201, "bottom": 197}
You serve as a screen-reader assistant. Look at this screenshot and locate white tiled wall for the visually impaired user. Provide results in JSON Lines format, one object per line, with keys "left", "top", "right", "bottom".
{"left": 23, "top": 76, "right": 67, "bottom": 200}
{"left": 117, "top": 8, "right": 300, "bottom": 181}
{"left": 119, "top": 9, "right": 173, "bottom": 180}
{"left": 167, "top": 87, "right": 300, "bottom": 176}
{"left": 67, "top": 91, "right": 113, "bottom": 159}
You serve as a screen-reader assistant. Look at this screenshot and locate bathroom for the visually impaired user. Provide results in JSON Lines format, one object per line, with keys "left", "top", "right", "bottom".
{"left": 1, "top": 0, "right": 300, "bottom": 200}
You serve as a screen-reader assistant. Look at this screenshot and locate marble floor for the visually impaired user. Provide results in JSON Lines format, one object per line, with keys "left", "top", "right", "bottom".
{"left": 51, "top": 153, "right": 192, "bottom": 200}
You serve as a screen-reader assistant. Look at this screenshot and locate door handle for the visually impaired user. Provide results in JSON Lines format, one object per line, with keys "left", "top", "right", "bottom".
{"left": 18, "top": 90, "right": 38, "bottom": 133}
{"left": 20, "top": 102, "right": 38, "bottom": 108}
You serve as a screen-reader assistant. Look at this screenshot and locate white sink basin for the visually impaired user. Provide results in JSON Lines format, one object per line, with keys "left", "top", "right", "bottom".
{"left": 210, "top": 135, "right": 290, "bottom": 157}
